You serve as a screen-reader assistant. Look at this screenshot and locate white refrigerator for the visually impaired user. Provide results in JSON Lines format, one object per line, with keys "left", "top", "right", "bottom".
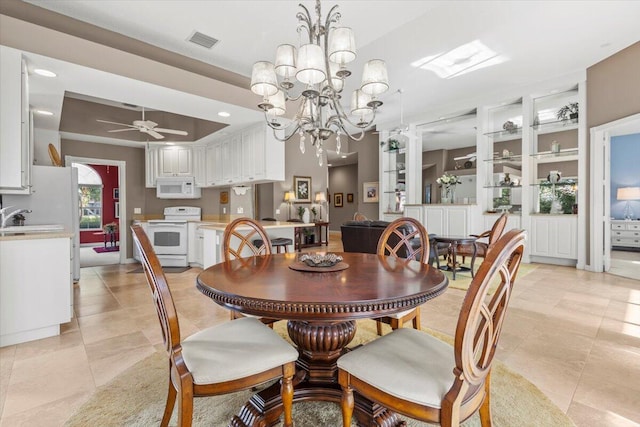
{"left": 3, "top": 165, "right": 80, "bottom": 281}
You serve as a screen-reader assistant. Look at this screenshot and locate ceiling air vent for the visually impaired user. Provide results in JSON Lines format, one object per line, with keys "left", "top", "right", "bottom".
{"left": 187, "top": 31, "right": 219, "bottom": 49}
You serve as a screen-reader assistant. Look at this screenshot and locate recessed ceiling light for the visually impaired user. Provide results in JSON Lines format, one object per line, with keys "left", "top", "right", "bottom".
{"left": 341, "top": 155, "right": 347, "bottom": 159}
{"left": 33, "top": 69, "right": 56, "bottom": 77}
{"left": 327, "top": 163, "right": 332, "bottom": 167}
{"left": 35, "top": 110, "right": 54, "bottom": 116}
{"left": 218, "top": 111, "right": 231, "bottom": 118}
{"left": 411, "top": 40, "right": 507, "bottom": 79}
{"left": 165, "top": 142, "right": 175, "bottom": 146}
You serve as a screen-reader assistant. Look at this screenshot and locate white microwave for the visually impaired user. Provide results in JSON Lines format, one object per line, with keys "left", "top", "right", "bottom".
{"left": 156, "top": 176, "right": 201, "bottom": 199}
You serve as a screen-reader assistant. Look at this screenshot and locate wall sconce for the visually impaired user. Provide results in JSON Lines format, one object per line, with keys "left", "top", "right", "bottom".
{"left": 315, "top": 191, "right": 327, "bottom": 220}
{"left": 284, "top": 190, "right": 295, "bottom": 219}
{"left": 617, "top": 186, "right": 640, "bottom": 220}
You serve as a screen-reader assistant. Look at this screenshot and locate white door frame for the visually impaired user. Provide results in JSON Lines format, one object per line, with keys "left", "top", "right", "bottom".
{"left": 66, "top": 155, "right": 127, "bottom": 265}
{"left": 589, "top": 113, "right": 640, "bottom": 272}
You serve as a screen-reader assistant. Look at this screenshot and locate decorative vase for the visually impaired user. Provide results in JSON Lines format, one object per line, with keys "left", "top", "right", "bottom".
{"left": 302, "top": 208, "right": 310, "bottom": 224}
{"left": 441, "top": 185, "right": 455, "bottom": 204}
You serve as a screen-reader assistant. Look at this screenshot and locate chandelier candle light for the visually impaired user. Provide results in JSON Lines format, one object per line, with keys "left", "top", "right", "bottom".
{"left": 250, "top": 0, "right": 390, "bottom": 166}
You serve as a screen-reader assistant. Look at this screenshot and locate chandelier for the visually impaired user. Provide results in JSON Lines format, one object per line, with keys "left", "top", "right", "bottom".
{"left": 250, "top": 0, "right": 390, "bottom": 166}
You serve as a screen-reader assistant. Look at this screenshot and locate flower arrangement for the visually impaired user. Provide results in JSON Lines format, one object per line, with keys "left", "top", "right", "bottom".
{"left": 436, "top": 173, "right": 461, "bottom": 188}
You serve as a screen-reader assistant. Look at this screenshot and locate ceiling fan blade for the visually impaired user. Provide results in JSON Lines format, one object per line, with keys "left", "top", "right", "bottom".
{"left": 107, "top": 128, "right": 139, "bottom": 133}
{"left": 97, "top": 119, "right": 136, "bottom": 128}
{"left": 154, "top": 128, "right": 188, "bottom": 136}
{"left": 142, "top": 128, "right": 165, "bottom": 139}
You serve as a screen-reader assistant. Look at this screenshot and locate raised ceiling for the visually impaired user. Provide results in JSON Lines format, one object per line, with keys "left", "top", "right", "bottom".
{"left": 13, "top": 0, "right": 640, "bottom": 150}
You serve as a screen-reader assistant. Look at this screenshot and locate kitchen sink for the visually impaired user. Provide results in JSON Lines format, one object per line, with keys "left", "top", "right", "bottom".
{"left": 0, "top": 224, "right": 65, "bottom": 233}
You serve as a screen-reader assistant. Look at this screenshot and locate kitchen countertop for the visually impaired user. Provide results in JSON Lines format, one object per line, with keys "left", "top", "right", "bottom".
{"left": 198, "top": 221, "right": 309, "bottom": 231}
{"left": 0, "top": 229, "right": 74, "bottom": 241}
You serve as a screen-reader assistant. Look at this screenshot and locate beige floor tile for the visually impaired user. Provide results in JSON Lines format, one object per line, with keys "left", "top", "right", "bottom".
{"left": 77, "top": 309, "right": 140, "bottom": 345}
{"left": 568, "top": 401, "right": 640, "bottom": 427}
{"left": 13, "top": 330, "right": 84, "bottom": 361}
{"left": 84, "top": 331, "right": 151, "bottom": 363}
{"left": 572, "top": 373, "right": 640, "bottom": 424}
{"left": 0, "top": 391, "right": 89, "bottom": 427}
{"left": 89, "top": 344, "right": 156, "bottom": 387}
{"left": 580, "top": 341, "right": 640, "bottom": 392}
{"left": 3, "top": 346, "right": 93, "bottom": 417}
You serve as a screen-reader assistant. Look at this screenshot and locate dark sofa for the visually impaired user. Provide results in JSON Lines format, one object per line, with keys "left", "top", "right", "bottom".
{"left": 340, "top": 220, "right": 447, "bottom": 266}
{"left": 340, "top": 220, "right": 391, "bottom": 254}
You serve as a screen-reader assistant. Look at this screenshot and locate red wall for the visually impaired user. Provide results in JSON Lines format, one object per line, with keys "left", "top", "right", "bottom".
{"left": 80, "top": 164, "right": 119, "bottom": 244}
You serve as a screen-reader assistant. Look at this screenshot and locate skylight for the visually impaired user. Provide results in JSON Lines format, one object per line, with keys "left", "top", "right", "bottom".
{"left": 411, "top": 40, "right": 507, "bottom": 79}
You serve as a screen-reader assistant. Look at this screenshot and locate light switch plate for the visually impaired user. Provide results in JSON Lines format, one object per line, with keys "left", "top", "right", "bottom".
{"left": 134, "top": 208, "right": 141, "bottom": 214}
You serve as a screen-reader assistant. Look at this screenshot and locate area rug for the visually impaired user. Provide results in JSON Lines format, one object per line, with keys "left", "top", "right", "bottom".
{"left": 443, "top": 261, "right": 538, "bottom": 293}
{"left": 127, "top": 266, "right": 191, "bottom": 274}
{"left": 92, "top": 246, "right": 119, "bottom": 253}
{"left": 65, "top": 320, "right": 574, "bottom": 427}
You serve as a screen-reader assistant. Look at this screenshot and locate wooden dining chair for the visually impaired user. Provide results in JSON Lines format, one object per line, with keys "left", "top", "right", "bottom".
{"left": 375, "top": 217, "right": 430, "bottom": 335}
{"left": 131, "top": 225, "right": 297, "bottom": 427}
{"left": 338, "top": 229, "right": 526, "bottom": 427}
{"left": 222, "top": 218, "right": 278, "bottom": 325}
{"left": 457, "top": 213, "right": 509, "bottom": 273}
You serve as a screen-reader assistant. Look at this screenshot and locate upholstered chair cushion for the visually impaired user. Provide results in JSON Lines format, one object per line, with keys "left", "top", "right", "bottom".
{"left": 182, "top": 317, "right": 298, "bottom": 385}
{"left": 337, "top": 328, "right": 454, "bottom": 407}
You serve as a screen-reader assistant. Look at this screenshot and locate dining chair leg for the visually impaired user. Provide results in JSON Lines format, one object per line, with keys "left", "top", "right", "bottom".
{"left": 161, "top": 380, "right": 177, "bottom": 427}
{"left": 341, "top": 384, "right": 355, "bottom": 427}
{"left": 413, "top": 308, "right": 421, "bottom": 330}
{"left": 177, "top": 388, "right": 194, "bottom": 427}
{"left": 281, "top": 366, "right": 295, "bottom": 427}
{"left": 479, "top": 372, "right": 493, "bottom": 426}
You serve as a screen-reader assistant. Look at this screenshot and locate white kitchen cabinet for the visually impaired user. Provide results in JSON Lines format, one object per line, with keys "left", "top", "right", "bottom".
{"left": 530, "top": 214, "right": 577, "bottom": 261}
{"left": 200, "top": 123, "right": 284, "bottom": 188}
{"left": 483, "top": 213, "right": 521, "bottom": 233}
{"left": 158, "top": 146, "right": 193, "bottom": 177}
{"left": 145, "top": 146, "right": 159, "bottom": 187}
{"left": 205, "top": 142, "right": 223, "bottom": 186}
{"left": 0, "top": 46, "right": 32, "bottom": 194}
{"left": 192, "top": 145, "right": 206, "bottom": 187}
{"left": 187, "top": 222, "right": 204, "bottom": 267}
{"left": 0, "top": 235, "right": 72, "bottom": 347}
{"left": 403, "top": 204, "right": 479, "bottom": 238}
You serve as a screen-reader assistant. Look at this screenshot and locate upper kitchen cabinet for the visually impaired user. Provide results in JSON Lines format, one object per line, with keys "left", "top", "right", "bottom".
{"left": 145, "top": 145, "right": 194, "bottom": 187}
{"left": 0, "top": 46, "right": 32, "bottom": 194}
{"left": 202, "top": 123, "right": 284, "bottom": 187}
{"left": 158, "top": 146, "right": 193, "bottom": 177}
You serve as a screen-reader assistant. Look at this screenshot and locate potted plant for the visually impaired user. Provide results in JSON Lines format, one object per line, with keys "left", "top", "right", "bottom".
{"left": 380, "top": 138, "right": 400, "bottom": 150}
{"left": 556, "top": 102, "right": 579, "bottom": 123}
{"left": 310, "top": 206, "right": 318, "bottom": 221}
{"left": 297, "top": 206, "right": 305, "bottom": 221}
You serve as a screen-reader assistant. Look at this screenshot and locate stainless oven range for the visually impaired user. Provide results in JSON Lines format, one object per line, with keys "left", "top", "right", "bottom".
{"left": 146, "top": 206, "right": 201, "bottom": 267}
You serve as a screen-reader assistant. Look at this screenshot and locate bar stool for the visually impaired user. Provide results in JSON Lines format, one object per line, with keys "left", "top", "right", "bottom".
{"left": 253, "top": 218, "right": 293, "bottom": 254}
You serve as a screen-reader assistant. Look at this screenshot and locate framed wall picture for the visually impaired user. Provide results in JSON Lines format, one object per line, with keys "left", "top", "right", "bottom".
{"left": 294, "top": 176, "right": 312, "bottom": 202}
{"left": 113, "top": 188, "right": 119, "bottom": 200}
{"left": 347, "top": 193, "right": 354, "bottom": 203}
{"left": 363, "top": 182, "right": 379, "bottom": 203}
{"left": 220, "top": 191, "right": 229, "bottom": 204}
{"left": 334, "top": 193, "right": 343, "bottom": 207}
{"left": 115, "top": 202, "right": 120, "bottom": 219}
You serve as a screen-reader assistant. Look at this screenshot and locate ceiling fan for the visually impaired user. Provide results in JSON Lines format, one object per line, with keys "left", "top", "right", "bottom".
{"left": 96, "top": 107, "right": 188, "bottom": 140}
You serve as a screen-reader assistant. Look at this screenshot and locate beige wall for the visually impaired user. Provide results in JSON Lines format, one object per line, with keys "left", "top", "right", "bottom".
{"left": 585, "top": 41, "right": 640, "bottom": 263}
{"left": 328, "top": 164, "right": 359, "bottom": 230}
{"left": 352, "top": 132, "right": 380, "bottom": 220}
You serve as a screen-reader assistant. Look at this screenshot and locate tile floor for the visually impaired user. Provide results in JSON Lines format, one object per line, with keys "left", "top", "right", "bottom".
{"left": 1, "top": 234, "right": 639, "bottom": 426}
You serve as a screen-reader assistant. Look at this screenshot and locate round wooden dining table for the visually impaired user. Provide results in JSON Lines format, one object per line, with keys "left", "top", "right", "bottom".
{"left": 197, "top": 251, "right": 448, "bottom": 427}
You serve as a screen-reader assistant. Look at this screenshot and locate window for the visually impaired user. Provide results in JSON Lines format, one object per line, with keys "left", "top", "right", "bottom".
{"left": 73, "top": 163, "right": 103, "bottom": 230}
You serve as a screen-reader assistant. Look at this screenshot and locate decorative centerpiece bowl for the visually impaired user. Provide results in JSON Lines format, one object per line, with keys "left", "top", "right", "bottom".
{"left": 299, "top": 253, "right": 343, "bottom": 268}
